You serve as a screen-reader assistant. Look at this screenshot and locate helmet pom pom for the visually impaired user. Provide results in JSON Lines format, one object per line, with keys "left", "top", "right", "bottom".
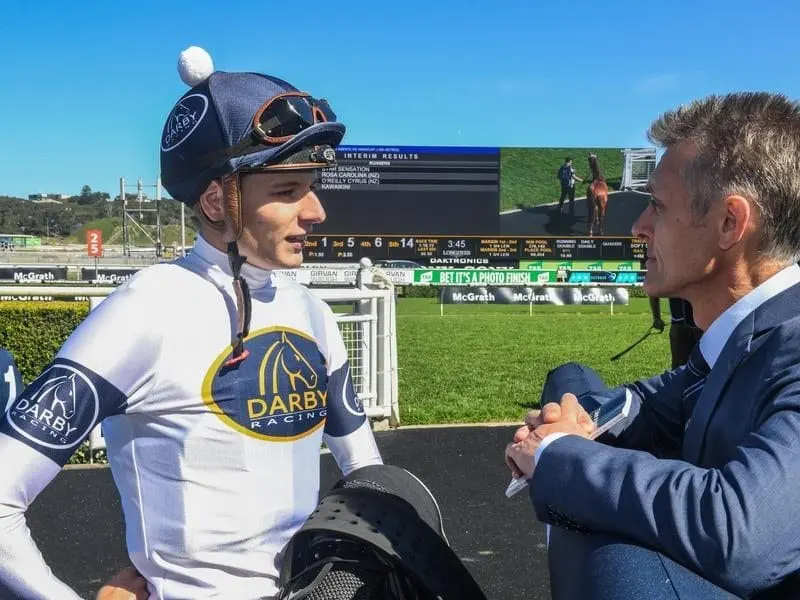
{"left": 177, "top": 46, "right": 214, "bottom": 87}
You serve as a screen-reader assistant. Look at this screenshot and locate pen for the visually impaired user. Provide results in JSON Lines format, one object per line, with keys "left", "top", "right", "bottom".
{"left": 505, "top": 476, "right": 529, "bottom": 498}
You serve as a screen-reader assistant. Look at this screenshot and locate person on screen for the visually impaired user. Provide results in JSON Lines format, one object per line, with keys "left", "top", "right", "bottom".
{"left": 0, "top": 47, "right": 382, "bottom": 600}
{"left": 556, "top": 157, "right": 584, "bottom": 215}
{"left": 506, "top": 91, "right": 800, "bottom": 599}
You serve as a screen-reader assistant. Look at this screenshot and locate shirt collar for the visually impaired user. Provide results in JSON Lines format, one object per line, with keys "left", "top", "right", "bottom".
{"left": 700, "top": 263, "right": 800, "bottom": 368}
{"left": 189, "top": 234, "right": 275, "bottom": 290}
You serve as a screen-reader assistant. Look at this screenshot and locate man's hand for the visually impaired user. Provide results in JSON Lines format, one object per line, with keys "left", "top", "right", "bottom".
{"left": 96, "top": 567, "right": 148, "bottom": 600}
{"left": 652, "top": 317, "right": 666, "bottom": 332}
{"left": 505, "top": 394, "right": 595, "bottom": 480}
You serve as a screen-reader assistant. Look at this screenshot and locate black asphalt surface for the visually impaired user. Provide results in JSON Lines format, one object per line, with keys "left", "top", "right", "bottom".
{"left": 11, "top": 426, "right": 550, "bottom": 600}
{"left": 498, "top": 190, "right": 651, "bottom": 236}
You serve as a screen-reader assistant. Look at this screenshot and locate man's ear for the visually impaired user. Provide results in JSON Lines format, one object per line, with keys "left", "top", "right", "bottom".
{"left": 718, "top": 194, "right": 752, "bottom": 251}
{"left": 197, "top": 180, "right": 226, "bottom": 223}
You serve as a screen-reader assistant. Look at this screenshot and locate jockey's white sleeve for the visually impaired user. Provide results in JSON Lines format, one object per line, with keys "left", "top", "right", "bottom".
{"left": 0, "top": 280, "right": 160, "bottom": 599}
{"left": 0, "top": 436, "right": 83, "bottom": 600}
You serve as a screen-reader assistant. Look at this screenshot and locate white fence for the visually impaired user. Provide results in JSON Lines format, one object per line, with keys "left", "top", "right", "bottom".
{"left": 621, "top": 148, "right": 657, "bottom": 191}
{"left": 0, "top": 280, "right": 400, "bottom": 461}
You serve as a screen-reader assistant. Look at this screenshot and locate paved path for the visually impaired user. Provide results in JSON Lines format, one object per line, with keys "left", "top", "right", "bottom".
{"left": 9, "top": 425, "right": 550, "bottom": 600}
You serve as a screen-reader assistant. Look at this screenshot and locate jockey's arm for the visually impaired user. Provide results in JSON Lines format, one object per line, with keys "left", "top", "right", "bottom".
{"left": 319, "top": 305, "right": 383, "bottom": 476}
{"left": 0, "top": 435, "right": 85, "bottom": 599}
{"left": 0, "top": 282, "right": 161, "bottom": 599}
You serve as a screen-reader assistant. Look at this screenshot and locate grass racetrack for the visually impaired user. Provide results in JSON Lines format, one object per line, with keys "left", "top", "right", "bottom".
{"left": 393, "top": 296, "right": 671, "bottom": 425}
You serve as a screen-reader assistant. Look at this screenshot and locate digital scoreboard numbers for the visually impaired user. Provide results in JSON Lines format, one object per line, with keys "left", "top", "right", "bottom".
{"left": 305, "top": 235, "right": 647, "bottom": 263}
{"left": 479, "top": 238, "right": 519, "bottom": 259}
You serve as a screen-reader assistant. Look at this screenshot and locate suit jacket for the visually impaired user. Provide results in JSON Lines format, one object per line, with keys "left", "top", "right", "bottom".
{"left": 531, "top": 281, "right": 800, "bottom": 599}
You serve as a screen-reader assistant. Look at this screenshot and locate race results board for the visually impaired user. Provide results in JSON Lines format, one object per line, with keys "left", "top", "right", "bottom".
{"left": 304, "top": 235, "right": 647, "bottom": 264}
{"left": 314, "top": 146, "right": 500, "bottom": 235}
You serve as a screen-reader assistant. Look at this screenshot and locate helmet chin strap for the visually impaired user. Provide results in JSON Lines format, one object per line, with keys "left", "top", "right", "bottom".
{"left": 220, "top": 172, "right": 251, "bottom": 367}
{"left": 224, "top": 240, "right": 251, "bottom": 367}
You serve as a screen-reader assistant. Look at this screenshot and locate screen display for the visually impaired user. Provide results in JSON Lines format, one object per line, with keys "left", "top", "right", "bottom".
{"left": 312, "top": 145, "right": 654, "bottom": 265}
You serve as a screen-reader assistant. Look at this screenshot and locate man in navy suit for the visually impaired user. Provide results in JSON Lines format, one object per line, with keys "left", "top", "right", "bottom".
{"left": 506, "top": 92, "right": 800, "bottom": 600}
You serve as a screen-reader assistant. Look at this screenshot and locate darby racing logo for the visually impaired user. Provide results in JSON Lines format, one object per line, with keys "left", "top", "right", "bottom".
{"left": 203, "top": 327, "right": 330, "bottom": 441}
{"left": 161, "top": 93, "right": 208, "bottom": 152}
{"left": 6, "top": 364, "right": 99, "bottom": 450}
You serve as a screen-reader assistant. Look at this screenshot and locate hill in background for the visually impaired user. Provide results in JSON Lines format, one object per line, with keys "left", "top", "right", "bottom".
{"left": 0, "top": 193, "right": 196, "bottom": 247}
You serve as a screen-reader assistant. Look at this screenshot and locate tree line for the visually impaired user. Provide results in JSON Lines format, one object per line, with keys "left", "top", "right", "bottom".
{"left": 0, "top": 185, "right": 189, "bottom": 240}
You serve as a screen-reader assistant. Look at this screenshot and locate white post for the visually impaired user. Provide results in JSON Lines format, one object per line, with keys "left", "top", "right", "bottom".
{"left": 440, "top": 289, "right": 444, "bottom": 317}
{"left": 610, "top": 295, "right": 614, "bottom": 316}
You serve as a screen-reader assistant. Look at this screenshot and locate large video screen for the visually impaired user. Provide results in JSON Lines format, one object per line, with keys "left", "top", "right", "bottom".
{"left": 310, "top": 145, "right": 653, "bottom": 267}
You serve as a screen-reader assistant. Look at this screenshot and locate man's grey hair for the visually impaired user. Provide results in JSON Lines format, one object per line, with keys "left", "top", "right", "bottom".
{"left": 647, "top": 92, "right": 800, "bottom": 263}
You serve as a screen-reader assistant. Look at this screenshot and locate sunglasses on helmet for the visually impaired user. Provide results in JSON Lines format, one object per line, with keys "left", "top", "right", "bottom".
{"left": 197, "top": 92, "right": 337, "bottom": 170}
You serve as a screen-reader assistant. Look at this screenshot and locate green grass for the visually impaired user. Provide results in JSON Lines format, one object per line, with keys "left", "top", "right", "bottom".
{"left": 388, "top": 296, "right": 670, "bottom": 425}
{"left": 499, "top": 147, "right": 625, "bottom": 212}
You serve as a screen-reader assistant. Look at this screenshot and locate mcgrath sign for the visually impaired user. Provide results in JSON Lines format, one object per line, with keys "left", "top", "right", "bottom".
{"left": 440, "top": 286, "right": 629, "bottom": 305}
{"left": 0, "top": 267, "right": 68, "bottom": 283}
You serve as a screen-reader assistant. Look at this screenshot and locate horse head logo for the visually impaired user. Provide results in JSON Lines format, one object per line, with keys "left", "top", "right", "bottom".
{"left": 37, "top": 373, "right": 78, "bottom": 419}
{"left": 261, "top": 332, "right": 319, "bottom": 395}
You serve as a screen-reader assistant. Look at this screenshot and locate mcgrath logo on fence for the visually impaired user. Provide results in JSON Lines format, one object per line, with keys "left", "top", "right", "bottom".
{"left": 451, "top": 290, "right": 496, "bottom": 303}
{"left": 80, "top": 267, "right": 139, "bottom": 284}
{"left": 0, "top": 295, "right": 89, "bottom": 302}
{"left": 0, "top": 267, "right": 68, "bottom": 283}
{"left": 5, "top": 363, "right": 99, "bottom": 450}
{"left": 202, "top": 327, "right": 329, "bottom": 441}
{"left": 441, "top": 286, "right": 629, "bottom": 305}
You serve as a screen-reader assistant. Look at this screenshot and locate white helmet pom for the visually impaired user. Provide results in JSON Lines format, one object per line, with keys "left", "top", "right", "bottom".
{"left": 177, "top": 46, "right": 215, "bottom": 87}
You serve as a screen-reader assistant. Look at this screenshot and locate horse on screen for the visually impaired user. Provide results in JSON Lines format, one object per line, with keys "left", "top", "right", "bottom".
{"left": 587, "top": 153, "right": 609, "bottom": 237}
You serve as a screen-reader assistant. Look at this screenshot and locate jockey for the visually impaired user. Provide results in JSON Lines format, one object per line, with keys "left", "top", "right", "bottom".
{"left": 0, "top": 47, "right": 383, "bottom": 600}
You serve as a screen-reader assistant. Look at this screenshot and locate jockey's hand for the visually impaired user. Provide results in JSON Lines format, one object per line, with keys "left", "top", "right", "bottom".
{"left": 96, "top": 566, "right": 148, "bottom": 600}
{"left": 652, "top": 317, "right": 665, "bottom": 332}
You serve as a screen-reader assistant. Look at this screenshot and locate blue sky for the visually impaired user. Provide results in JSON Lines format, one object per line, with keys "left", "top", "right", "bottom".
{"left": 0, "top": 0, "right": 798, "bottom": 199}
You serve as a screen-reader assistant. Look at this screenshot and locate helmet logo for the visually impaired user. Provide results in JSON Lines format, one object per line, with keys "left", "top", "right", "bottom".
{"left": 161, "top": 93, "right": 209, "bottom": 152}
{"left": 310, "top": 146, "right": 337, "bottom": 165}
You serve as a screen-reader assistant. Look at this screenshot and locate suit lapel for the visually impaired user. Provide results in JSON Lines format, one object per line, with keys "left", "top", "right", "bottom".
{"left": 683, "top": 313, "right": 755, "bottom": 464}
{"left": 683, "top": 313, "right": 754, "bottom": 462}
{"left": 683, "top": 281, "right": 800, "bottom": 463}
